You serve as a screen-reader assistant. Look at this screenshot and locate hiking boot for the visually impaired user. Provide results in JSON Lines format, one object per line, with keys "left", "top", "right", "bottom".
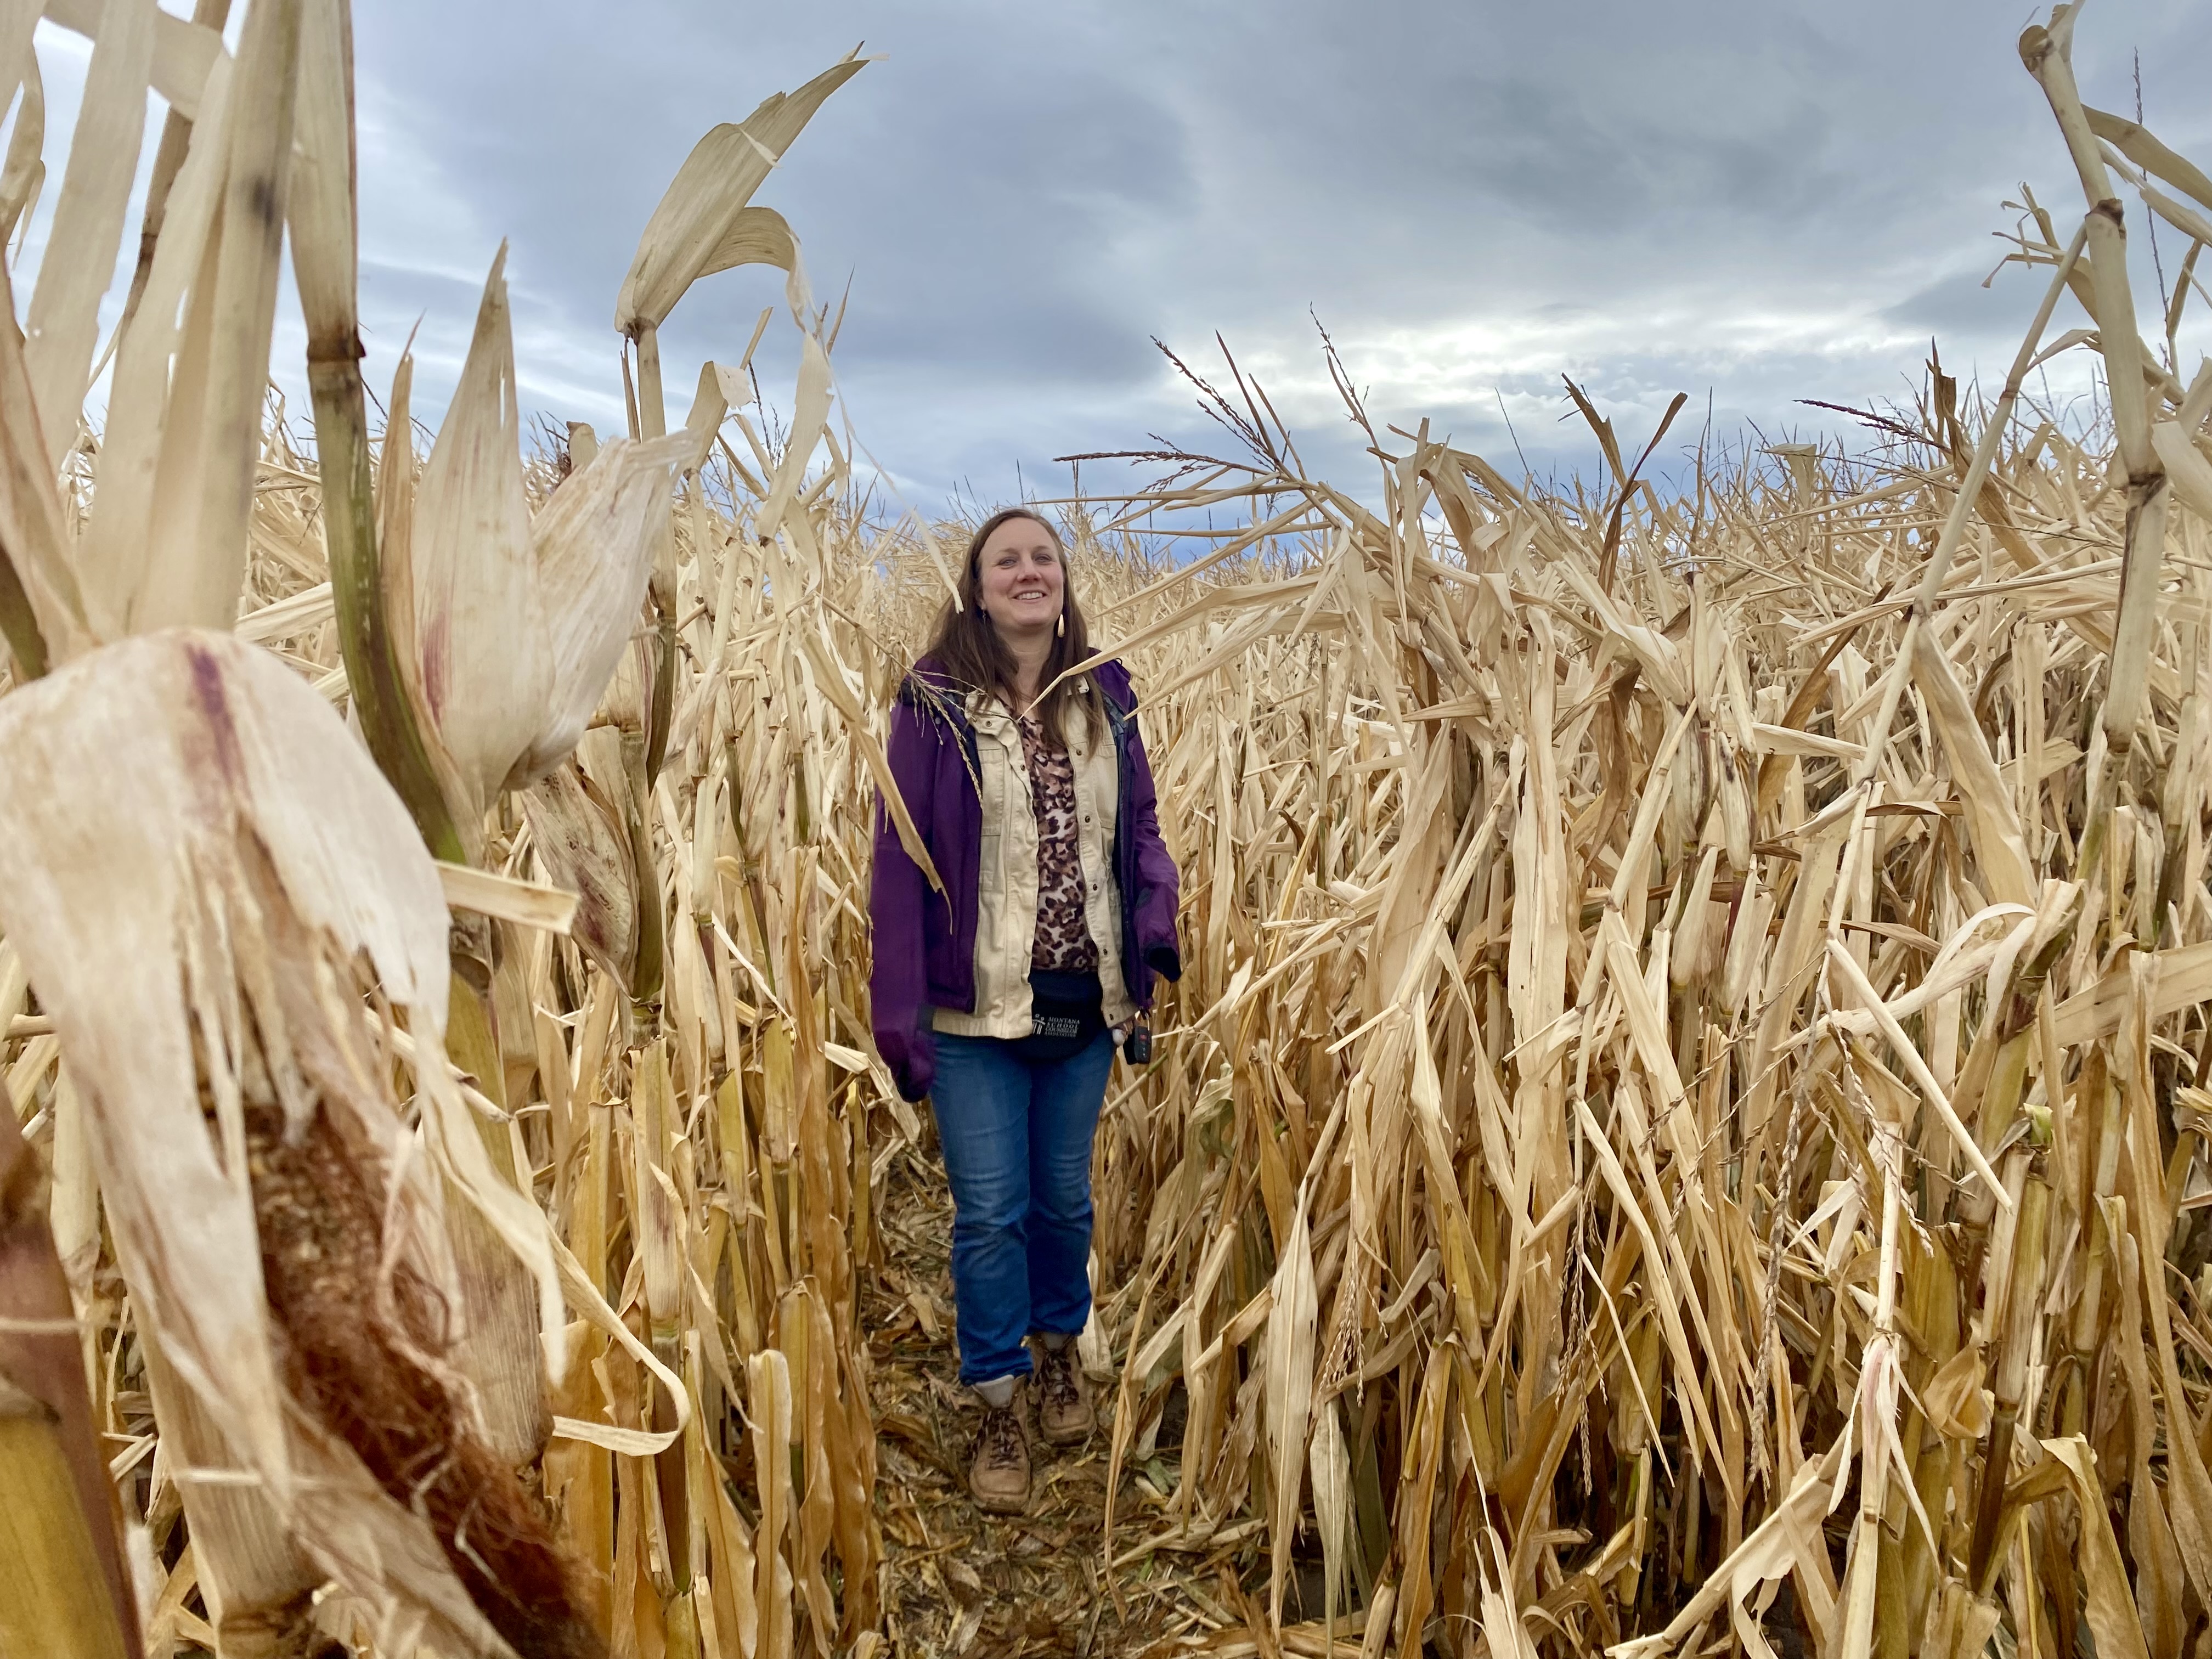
{"left": 968, "top": 1390, "right": 1030, "bottom": 1514}
{"left": 1030, "top": 1337, "right": 1094, "bottom": 1445}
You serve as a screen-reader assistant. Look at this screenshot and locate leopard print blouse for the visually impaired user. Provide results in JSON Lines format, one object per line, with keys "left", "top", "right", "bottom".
{"left": 1018, "top": 712, "right": 1099, "bottom": 973}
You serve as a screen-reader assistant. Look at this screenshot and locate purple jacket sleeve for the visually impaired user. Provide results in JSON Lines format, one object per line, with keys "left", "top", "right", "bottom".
{"left": 1125, "top": 713, "right": 1182, "bottom": 983}
{"left": 870, "top": 697, "right": 938, "bottom": 1101}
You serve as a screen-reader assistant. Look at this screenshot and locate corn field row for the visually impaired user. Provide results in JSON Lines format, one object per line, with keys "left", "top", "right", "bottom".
{"left": 1056, "top": 15, "right": 2212, "bottom": 1653}
{"left": 4, "top": 3, "right": 2212, "bottom": 1658}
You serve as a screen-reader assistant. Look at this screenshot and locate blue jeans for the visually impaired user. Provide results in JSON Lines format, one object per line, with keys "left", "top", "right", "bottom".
{"left": 929, "top": 1029, "right": 1115, "bottom": 1385}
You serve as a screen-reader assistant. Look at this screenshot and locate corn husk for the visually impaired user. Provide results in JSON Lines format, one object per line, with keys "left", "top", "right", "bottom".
{"left": 0, "top": 628, "right": 562, "bottom": 1656}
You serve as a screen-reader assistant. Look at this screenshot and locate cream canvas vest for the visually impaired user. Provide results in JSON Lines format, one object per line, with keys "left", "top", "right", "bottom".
{"left": 932, "top": 685, "right": 1135, "bottom": 1039}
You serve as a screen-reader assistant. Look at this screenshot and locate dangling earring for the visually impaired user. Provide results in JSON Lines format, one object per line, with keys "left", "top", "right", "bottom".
{"left": 1056, "top": 610, "right": 1065, "bottom": 638}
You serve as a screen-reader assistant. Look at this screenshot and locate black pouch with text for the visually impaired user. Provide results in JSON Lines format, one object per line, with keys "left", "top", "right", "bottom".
{"left": 1012, "top": 969, "right": 1105, "bottom": 1063}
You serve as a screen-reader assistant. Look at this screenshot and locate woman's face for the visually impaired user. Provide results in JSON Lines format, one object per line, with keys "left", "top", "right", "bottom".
{"left": 974, "top": 517, "right": 1064, "bottom": 638}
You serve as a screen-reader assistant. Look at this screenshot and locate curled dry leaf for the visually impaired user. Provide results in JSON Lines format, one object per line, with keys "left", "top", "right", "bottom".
{"left": 614, "top": 55, "right": 866, "bottom": 337}
{"left": 400, "top": 250, "right": 693, "bottom": 826}
{"left": 520, "top": 424, "right": 701, "bottom": 783}
{"left": 1920, "top": 1344, "right": 1993, "bottom": 1440}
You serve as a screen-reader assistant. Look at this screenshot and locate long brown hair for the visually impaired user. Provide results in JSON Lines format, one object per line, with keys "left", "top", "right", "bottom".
{"left": 922, "top": 507, "right": 1102, "bottom": 749}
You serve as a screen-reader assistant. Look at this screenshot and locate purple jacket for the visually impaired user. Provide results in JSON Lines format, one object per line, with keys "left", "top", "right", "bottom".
{"left": 868, "top": 656, "right": 1182, "bottom": 1102}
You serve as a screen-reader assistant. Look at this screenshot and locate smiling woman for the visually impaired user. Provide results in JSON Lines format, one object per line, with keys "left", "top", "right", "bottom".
{"left": 929, "top": 509, "right": 1091, "bottom": 744}
{"left": 980, "top": 513, "right": 1066, "bottom": 636}
{"left": 867, "top": 506, "right": 1184, "bottom": 1515}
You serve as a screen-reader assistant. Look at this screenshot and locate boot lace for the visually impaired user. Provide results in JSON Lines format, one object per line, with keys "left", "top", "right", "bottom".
{"left": 977, "top": 1401, "right": 1024, "bottom": 1470}
{"left": 1036, "top": 1343, "right": 1082, "bottom": 1416}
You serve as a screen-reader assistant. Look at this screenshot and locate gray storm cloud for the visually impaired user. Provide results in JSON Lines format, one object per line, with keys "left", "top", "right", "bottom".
{"left": 320, "top": 1, "right": 2212, "bottom": 505}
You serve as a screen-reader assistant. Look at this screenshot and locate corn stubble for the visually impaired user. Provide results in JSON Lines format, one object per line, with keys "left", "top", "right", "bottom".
{"left": 3, "top": 2, "right": 2212, "bottom": 1658}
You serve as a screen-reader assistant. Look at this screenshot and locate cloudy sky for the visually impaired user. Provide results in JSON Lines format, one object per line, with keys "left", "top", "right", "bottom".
{"left": 25, "top": 2, "right": 2212, "bottom": 514}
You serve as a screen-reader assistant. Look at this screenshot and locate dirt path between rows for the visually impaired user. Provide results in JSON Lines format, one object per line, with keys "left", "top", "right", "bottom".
{"left": 863, "top": 1143, "right": 1333, "bottom": 1658}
